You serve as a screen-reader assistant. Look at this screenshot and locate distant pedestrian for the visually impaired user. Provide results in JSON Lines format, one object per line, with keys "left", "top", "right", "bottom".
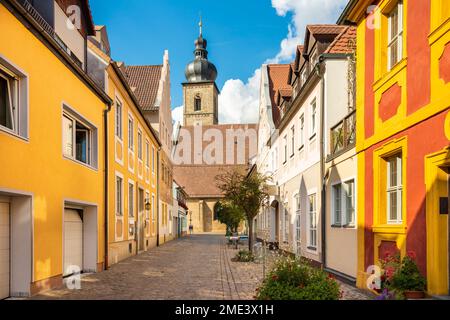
{"left": 189, "top": 224, "right": 193, "bottom": 235}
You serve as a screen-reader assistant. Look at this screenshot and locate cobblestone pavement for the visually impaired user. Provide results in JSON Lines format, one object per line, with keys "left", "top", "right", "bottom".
{"left": 30, "top": 234, "right": 372, "bottom": 300}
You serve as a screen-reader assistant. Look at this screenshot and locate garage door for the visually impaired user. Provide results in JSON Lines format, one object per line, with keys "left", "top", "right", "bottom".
{"left": 0, "top": 202, "right": 10, "bottom": 299}
{"left": 64, "top": 209, "right": 83, "bottom": 277}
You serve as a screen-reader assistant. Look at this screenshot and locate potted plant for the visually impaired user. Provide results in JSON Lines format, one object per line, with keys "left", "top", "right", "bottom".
{"left": 389, "top": 252, "right": 427, "bottom": 299}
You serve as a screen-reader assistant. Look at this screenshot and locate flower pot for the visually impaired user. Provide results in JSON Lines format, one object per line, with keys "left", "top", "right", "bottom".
{"left": 404, "top": 291, "right": 425, "bottom": 299}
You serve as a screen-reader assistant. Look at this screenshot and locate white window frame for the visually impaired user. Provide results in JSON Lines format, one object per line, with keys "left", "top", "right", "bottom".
{"left": 128, "top": 114, "right": 134, "bottom": 151}
{"left": 290, "top": 125, "right": 295, "bottom": 157}
{"left": 283, "top": 135, "right": 288, "bottom": 164}
{"left": 0, "top": 56, "right": 28, "bottom": 139}
{"left": 115, "top": 173, "right": 124, "bottom": 216}
{"left": 151, "top": 193, "right": 156, "bottom": 235}
{"left": 115, "top": 98, "right": 123, "bottom": 140}
{"left": 387, "top": 155, "right": 403, "bottom": 224}
{"left": 307, "top": 192, "right": 317, "bottom": 251}
{"left": 62, "top": 106, "right": 97, "bottom": 168}
{"left": 128, "top": 180, "right": 135, "bottom": 219}
{"left": 145, "top": 139, "right": 150, "bottom": 168}
{"left": 283, "top": 204, "right": 289, "bottom": 243}
{"left": 137, "top": 128, "right": 143, "bottom": 160}
{"left": 344, "top": 179, "right": 356, "bottom": 227}
{"left": 332, "top": 183, "right": 342, "bottom": 226}
{"left": 387, "top": 1, "right": 404, "bottom": 70}
{"left": 299, "top": 114, "right": 305, "bottom": 150}
{"left": 152, "top": 146, "right": 156, "bottom": 174}
{"left": 310, "top": 99, "right": 317, "bottom": 139}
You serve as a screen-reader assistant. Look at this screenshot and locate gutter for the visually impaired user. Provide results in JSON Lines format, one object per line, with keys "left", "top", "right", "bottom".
{"left": 156, "top": 148, "right": 160, "bottom": 246}
{"left": 316, "top": 56, "right": 327, "bottom": 268}
{"left": 337, "top": 0, "right": 359, "bottom": 25}
{"left": 103, "top": 103, "right": 112, "bottom": 270}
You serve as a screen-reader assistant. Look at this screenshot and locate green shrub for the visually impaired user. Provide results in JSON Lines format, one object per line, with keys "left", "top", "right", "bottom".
{"left": 256, "top": 257, "right": 341, "bottom": 300}
{"left": 390, "top": 254, "right": 426, "bottom": 292}
{"left": 235, "top": 250, "right": 255, "bottom": 262}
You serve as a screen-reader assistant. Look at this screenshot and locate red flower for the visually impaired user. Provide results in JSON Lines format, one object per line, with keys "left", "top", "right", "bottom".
{"left": 328, "top": 274, "right": 335, "bottom": 280}
{"left": 407, "top": 251, "right": 417, "bottom": 260}
{"left": 271, "top": 275, "right": 279, "bottom": 281}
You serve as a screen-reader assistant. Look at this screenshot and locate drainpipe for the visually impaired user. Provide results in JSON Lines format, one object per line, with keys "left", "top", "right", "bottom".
{"left": 156, "top": 148, "right": 161, "bottom": 247}
{"left": 316, "top": 56, "right": 327, "bottom": 268}
{"left": 104, "top": 102, "right": 112, "bottom": 270}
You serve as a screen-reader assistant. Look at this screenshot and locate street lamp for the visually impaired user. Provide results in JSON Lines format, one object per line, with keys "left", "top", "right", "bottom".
{"left": 145, "top": 199, "right": 151, "bottom": 211}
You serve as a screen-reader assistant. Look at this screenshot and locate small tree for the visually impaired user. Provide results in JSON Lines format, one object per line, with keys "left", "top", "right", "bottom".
{"left": 216, "top": 169, "right": 270, "bottom": 253}
{"left": 215, "top": 201, "right": 244, "bottom": 235}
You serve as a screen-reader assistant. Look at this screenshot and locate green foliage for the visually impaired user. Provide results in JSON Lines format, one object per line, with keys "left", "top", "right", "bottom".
{"left": 235, "top": 250, "right": 255, "bottom": 262}
{"left": 216, "top": 169, "right": 271, "bottom": 252}
{"left": 255, "top": 257, "right": 341, "bottom": 300}
{"left": 215, "top": 201, "right": 244, "bottom": 234}
{"left": 390, "top": 255, "right": 427, "bottom": 292}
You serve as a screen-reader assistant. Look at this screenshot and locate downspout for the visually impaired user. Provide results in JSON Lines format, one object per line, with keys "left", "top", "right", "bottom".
{"left": 156, "top": 148, "right": 161, "bottom": 246}
{"left": 317, "top": 56, "right": 327, "bottom": 268}
{"left": 104, "top": 102, "right": 112, "bottom": 270}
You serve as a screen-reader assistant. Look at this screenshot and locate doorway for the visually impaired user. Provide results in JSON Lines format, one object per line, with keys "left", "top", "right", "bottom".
{"left": 0, "top": 199, "right": 10, "bottom": 299}
{"left": 63, "top": 209, "right": 83, "bottom": 277}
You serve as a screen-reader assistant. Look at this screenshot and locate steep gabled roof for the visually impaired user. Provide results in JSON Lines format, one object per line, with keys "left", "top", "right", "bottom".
{"left": 324, "top": 26, "right": 357, "bottom": 54}
{"left": 267, "top": 64, "right": 291, "bottom": 127}
{"left": 121, "top": 65, "right": 162, "bottom": 111}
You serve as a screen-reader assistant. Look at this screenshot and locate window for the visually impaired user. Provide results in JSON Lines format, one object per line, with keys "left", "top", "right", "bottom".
{"left": 284, "top": 207, "right": 289, "bottom": 243}
{"left": 310, "top": 100, "right": 317, "bottom": 138}
{"left": 308, "top": 194, "right": 317, "bottom": 250}
{"left": 128, "top": 116, "right": 134, "bottom": 150}
{"left": 128, "top": 182, "right": 134, "bottom": 218}
{"left": 0, "top": 61, "right": 27, "bottom": 138}
{"left": 290, "top": 126, "right": 295, "bottom": 157}
{"left": 387, "top": 1, "right": 403, "bottom": 70}
{"left": 299, "top": 115, "right": 305, "bottom": 149}
{"left": 116, "top": 176, "right": 123, "bottom": 216}
{"left": 115, "top": 100, "right": 122, "bottom": 139}
{"left": 301, "top": 66, "right": 308, "bottom": 86}
{"left": 310, "top": 50, "right": 318, "bottom": 67}
{"left": 137, "top": 129, "right": 143, "bottom": 160}
{"left": 145, "top": 140, "right": 150, "bottom": 167}
{"left": 333, "top": 184, "right": 342, "bottom": 226}
{"left": 0, "top": 69, "right": 17, "bottom": 132}
{"left": 345, "top": 180, "right": 356, "bottom": 226}
{"left": 283, "top": 135, "right": 287, "bottom": 164}
{"left": 152, "top": 147, "right": 155, "bottom": 173}
{"left": 152, "top": 194, "right": 156, "bottom": 233}
{"left": 332, "top": 180, "right": 356, "bottom": 227}
{"left": 63, "top": 110, "right": 96, "bottom": 166}
{"left": 295, "top": 194, "right": 301, "bottom": 256}
{"left": 145, "top": 191, "right": 150, "bottom": 220}
{"left": 387, "top": 155, "right": 402, "bottom": 223}
{"left": 194, "top": 94, "right": 201, "bottom": 111}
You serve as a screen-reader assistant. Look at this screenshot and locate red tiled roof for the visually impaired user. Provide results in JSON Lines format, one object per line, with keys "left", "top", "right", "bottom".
{"left": 173, "top": 124, "right": 257, "bottom": 198}
{"left": 307, "top": 24, "right": 346, "bottom": 36}
{"left": 325, "top": 26, "right": 357, "bottom": 54}
{"left": 267, "top": 64, "right": 291, "bottom": 127}
{"left": 122, "top": 65, "right": 162, "bottom": 111}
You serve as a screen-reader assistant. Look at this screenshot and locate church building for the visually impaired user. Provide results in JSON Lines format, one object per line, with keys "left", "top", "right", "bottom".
{"left": 173, "top": 22, "right": 257, "bottom": 233}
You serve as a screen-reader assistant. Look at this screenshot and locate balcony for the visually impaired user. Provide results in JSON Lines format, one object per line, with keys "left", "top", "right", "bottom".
{"left": 17, "top": 0, "right": 84, "bottom": 69}
{"left": 329, "top": 109, "right": 356, "bottom": 158}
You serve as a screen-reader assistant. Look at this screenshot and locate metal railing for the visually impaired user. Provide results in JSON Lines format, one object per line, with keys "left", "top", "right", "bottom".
{"left": 330, "top": 109, "right": 356, "bottom": 156}
{"left": 17, "top": 0, "right": 83, "bottom": 69}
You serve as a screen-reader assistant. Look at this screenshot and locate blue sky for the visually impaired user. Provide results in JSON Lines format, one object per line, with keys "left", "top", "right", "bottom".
{"left": 90, "top": 0, "right": 348, "bottom": 124}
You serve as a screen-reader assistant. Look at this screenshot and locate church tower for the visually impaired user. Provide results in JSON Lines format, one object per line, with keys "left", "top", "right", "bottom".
{"left": 183, "top": 19, "right": 219, "bottom": 126}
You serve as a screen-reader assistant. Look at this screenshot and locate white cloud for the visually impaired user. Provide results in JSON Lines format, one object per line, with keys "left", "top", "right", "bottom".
{"left": 218, "top": 69, "right": 261, "bottom": 124}
{"left": 189, "top": 1, "right": 348, "bottom": 124}
{"left": 172, "top": 105, "right": 184, "bottom": 125}
{"left": 269, "top": 0, "right": 349, "bottom": 63}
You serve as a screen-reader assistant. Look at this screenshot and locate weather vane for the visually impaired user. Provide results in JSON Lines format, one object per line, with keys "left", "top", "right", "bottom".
{"left": 199, "top": 12, "right": 203, "bottom": 36}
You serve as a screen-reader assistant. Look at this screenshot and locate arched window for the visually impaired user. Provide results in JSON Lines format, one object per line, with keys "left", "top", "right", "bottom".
{"left": 194, "top": 94, "right": 201, "bottom": 111}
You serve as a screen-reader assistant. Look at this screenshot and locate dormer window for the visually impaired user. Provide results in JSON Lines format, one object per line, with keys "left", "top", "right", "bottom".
{"left": 194, "top": 94, "right": 201, "bottom": 111}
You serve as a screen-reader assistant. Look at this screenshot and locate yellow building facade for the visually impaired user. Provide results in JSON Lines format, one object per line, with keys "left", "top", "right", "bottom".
{"left": 0, "top": 1, "right": 111, "bottom": 297}
{"left": 106, "top": 61, "right": 161, "bottom": 265}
